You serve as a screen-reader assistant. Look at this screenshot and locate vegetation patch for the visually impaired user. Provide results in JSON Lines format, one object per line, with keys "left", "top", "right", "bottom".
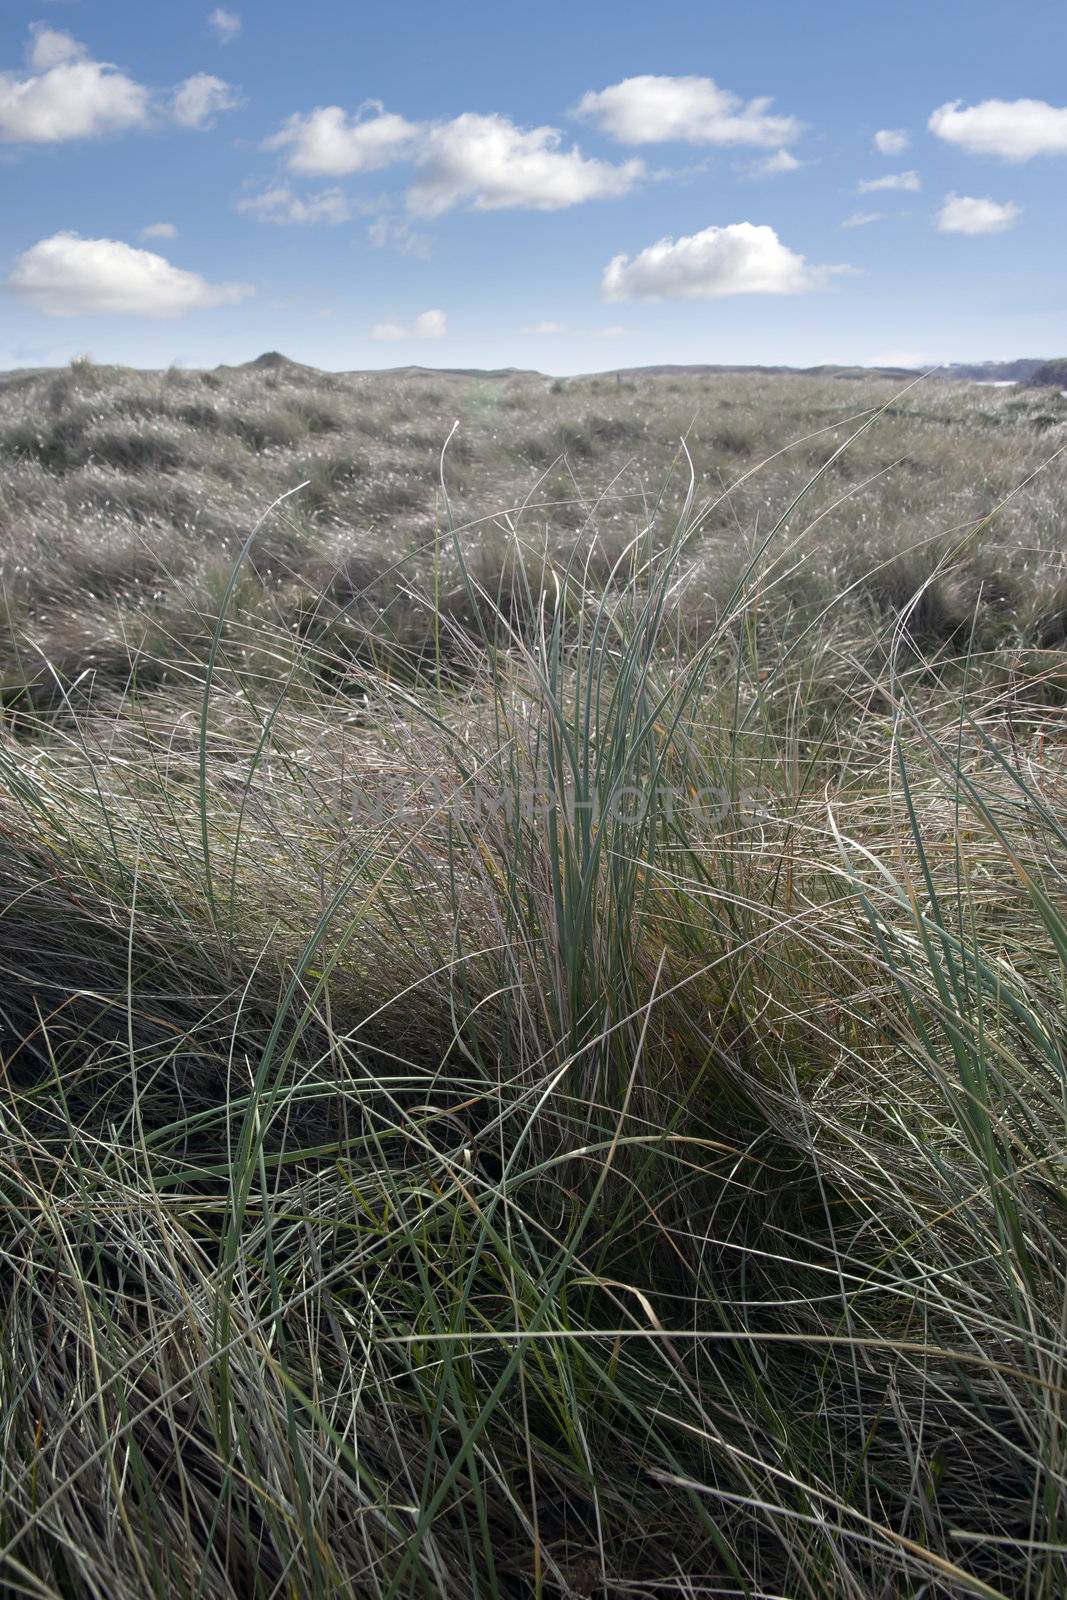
{"left": 0, "top": 359, "right": 1064, "bottom": 1599}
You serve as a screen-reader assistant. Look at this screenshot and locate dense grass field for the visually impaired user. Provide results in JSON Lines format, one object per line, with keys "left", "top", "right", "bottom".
{"left": 0, "top": 355, "right": 1065, "bottom": 1599}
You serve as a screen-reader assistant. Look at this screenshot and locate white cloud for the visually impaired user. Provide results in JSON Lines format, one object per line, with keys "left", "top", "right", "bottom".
{"left": 28, "top": 26, "right": 85, "bottom": 72}
{"left": 749, "top": 147, "right": 802, "bottom": 177}
{"left": 237, "top": 185, "right": 351, "bottom": 224}
{"left": 522, "top": 320, "right": 566, "bottom": 334}
{"left": 929, "top": 98, "right": 1067, "bottom": 160}
{"left": 6, "top": 232, "right": 254, "bottom": 317}
{"left": 841, "top": 210, "right": 887, "bottom": 228}
{"left": 367, "top": 214, "right": 432, "bottom": 257}
{"left": 0, "top": 29, "right": 148, "bottom": 143}
{"left": 857, "top": 169, "right": 920, "bottom": 192}
{"left": 873, "top": 128, "right": 909, "bottom": 155}
{"left": 406, "top": 112, "right": 643, "bottom": 216}
{"left": 414, "top": 309, "right": 447, "bottom": 337}
{"left": 575, "top": 74, "right": 802, "bottom": 148}
{"left": 935, "top": 192, "right": 1021, "bottom": 234}
{"left": 208, "top": 9, "right": 242, "bottom": 45}
{"left": 171, "top": 73, "right": 239, "bottom": 129}
{"left": 370, "top": 308, "right": 447, "bottom": 341}
{"left": 265, "top": 102, "right": 642, "bottom": 214}
{"left": 595, "top": 324, "right": 627, "bottom": 337}
{"left": 264, "top": 104, "right": 419, "bottom": 174}
{"left": 602, "top": 222, "right": 836, "bottom": 301}
{"left": 0, "top": 29, "right": 240, "bottom": 143}
{"left": 140, "top": 221, "right": 178, "bottom": 240}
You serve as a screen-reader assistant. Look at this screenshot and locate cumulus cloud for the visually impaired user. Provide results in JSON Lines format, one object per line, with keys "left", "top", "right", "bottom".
{"left": 602, "top": 222, "right": 836, "bottom": 301}
{"left": 208, "top": 9, "right": 242, "bottom": 44}
{"left": 406, "top": 112, "right": 643, "bottom": 215}
{"left": 841, "top": 210, "right": 886, "bottom": 228}
{"left": 265, "top": 101, "right": 643, "bottom": 213}
{"left": 929, "top": 98, "right": 1067, "bottom": 160}
{"left": 522, "top": 320, "right": 566, "bottom": 334}
{"left": 0, "top": 28, "right": 239, "bottom": 143}
{"left": 0, "top": 29, "right": 238, "bottom": 144}
{"left": 0, "top": 28, "right": 148, "bottom": 142}
{"left": 28, "top": 26, "right": 84, "bottom": 72}
{"left": 140, "top": 221, "right": 178, "bottom": 240}
{"left": 237, "top": 185, "right": 351, "bottom": 224}
{"left": 6, "top": 233, "right": 254, "bottom": 317}
{"left": 367, "top": 214, "right": 432, "bottom": 258}
{"left": 857, "top": 169, "right": 920, "bottom": 192}
{"left": 873, "top": 128, "right": 909, "bottom": 155}
{"left": 748, "top": 148, "right": 802, "bottom": 177}
{"left": 369, "top": 308, "right": 447, "bottom": 341}
{"left": 264, "top": 104, "right": 419, "bottom": 174}
{"left": 575, "top": 74, "right": 802, "bottom": 148}
{"left": 935, "top": 192, "right": 1021, "bottom": 234}
{"left": 171, "top": 73, "right": 240, "bottom": 129}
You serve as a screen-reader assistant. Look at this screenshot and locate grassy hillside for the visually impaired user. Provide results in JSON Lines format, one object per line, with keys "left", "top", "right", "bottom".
{"left": 0, "top": 357, "right": 1065, "bottom": 1599}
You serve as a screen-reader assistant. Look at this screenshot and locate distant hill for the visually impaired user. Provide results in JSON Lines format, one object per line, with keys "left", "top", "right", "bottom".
{"left": 1027, "top": 359, "right": 1067, "bottom": 389}
{"left": 224, "top": 352, "right": 1064, "bottom": 387}
{"left": 247, "top": 351, "right": 315, "bottom": 374}
{"left": 373, "top": 364, "right": 541, "bottom": 380}
{"left": 592, "top": 360, "right": 1050, "bottom": 384}
{"left": 592, "top": 362, "right": 918, "bottom": 382}
{"left": 216, "top": 351, "right": 324, "bottom": 381}
{"left": 217, "top": 357, "right": 542, "bottom": 383}
{"left": 1, "top": 352, "right": 1063, "bottom": 387}
{"left": 935, "top": 359, "right": 1047, "bottom": 383}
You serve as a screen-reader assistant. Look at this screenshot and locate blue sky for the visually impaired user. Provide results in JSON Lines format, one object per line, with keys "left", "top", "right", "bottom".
{"left": 2, "top": 0, "right": 1066, "bottom": 373}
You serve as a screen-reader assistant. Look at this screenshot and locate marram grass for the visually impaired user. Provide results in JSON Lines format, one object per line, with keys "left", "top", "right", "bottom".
{"left": 0, "top": 361, "right": 1064, "bottom": 1598}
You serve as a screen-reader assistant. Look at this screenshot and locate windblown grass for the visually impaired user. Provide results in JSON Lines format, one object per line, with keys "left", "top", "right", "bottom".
{"left": 0, "top": 359, "right": 1064, "bottom": 1598}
